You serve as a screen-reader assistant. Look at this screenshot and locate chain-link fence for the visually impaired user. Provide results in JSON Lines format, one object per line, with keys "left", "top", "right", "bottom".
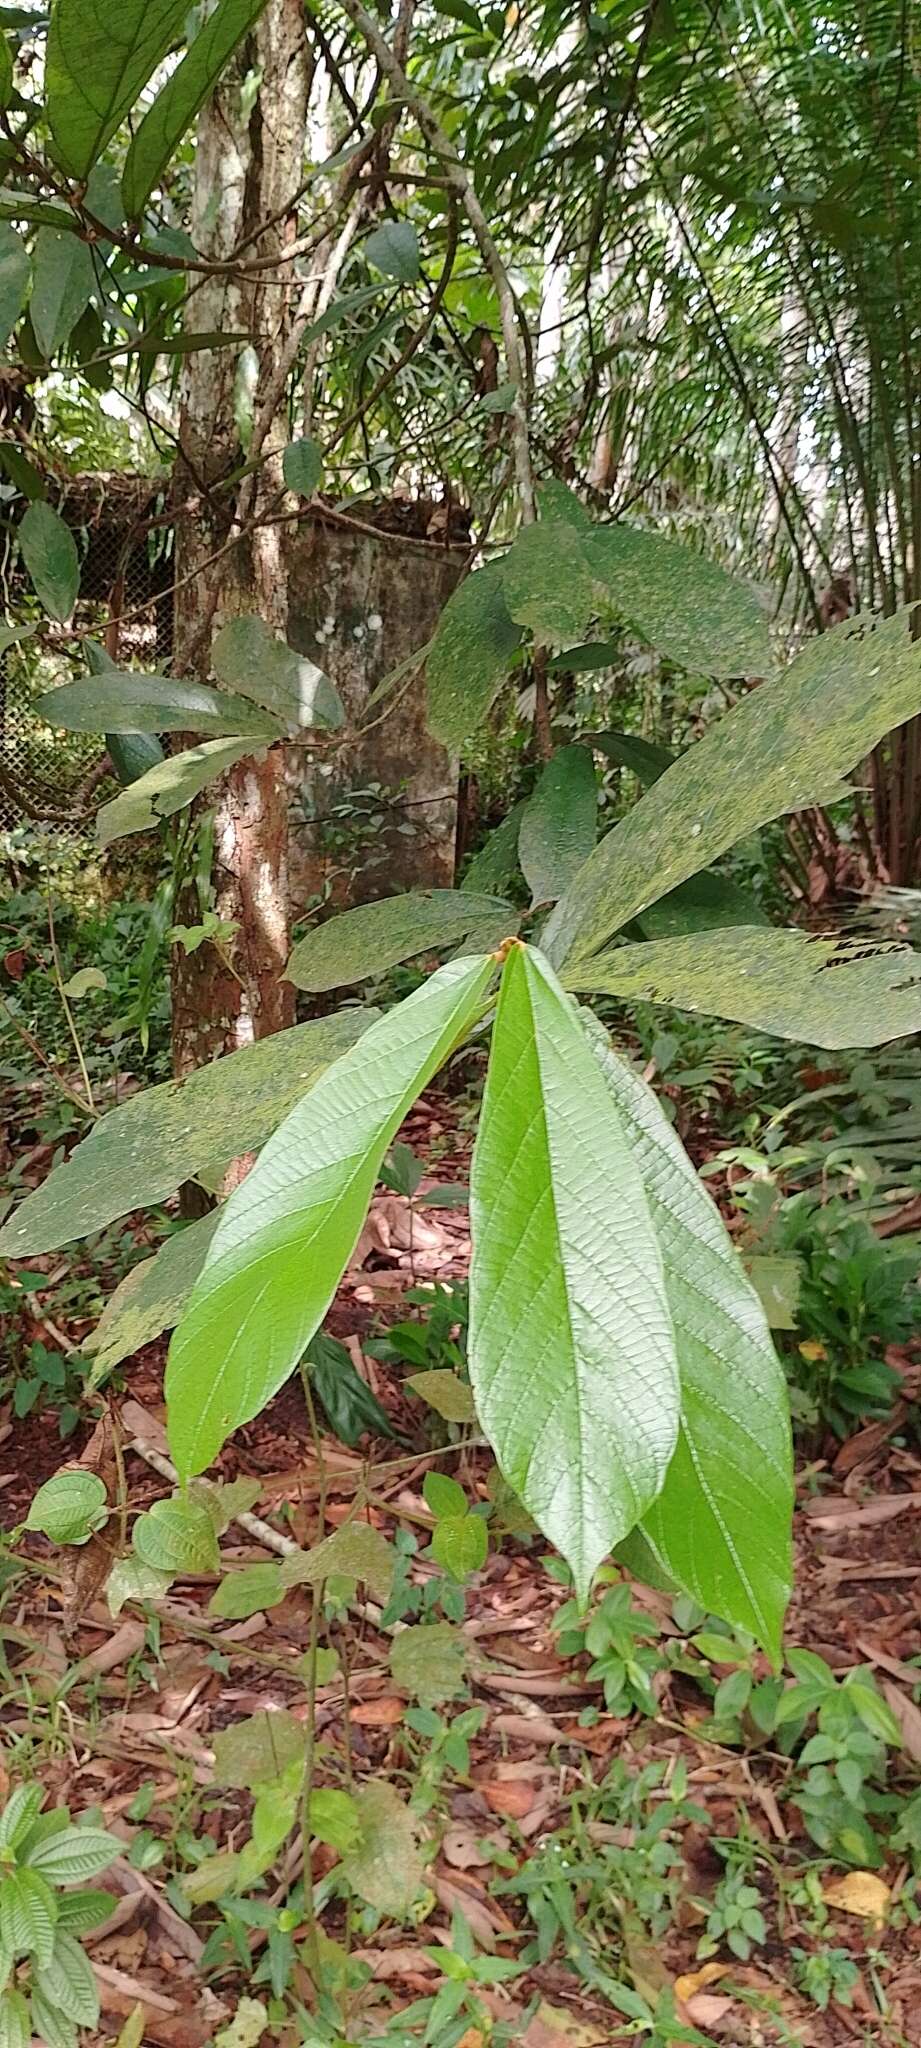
{"left": 0, "top": 473, "right": 173, "bottom": 838}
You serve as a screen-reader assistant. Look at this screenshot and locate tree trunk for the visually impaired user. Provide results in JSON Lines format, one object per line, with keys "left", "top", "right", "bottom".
{"left": 284, "top": 504, "right": 468, "bottom": 917}
{"left": 170, "top": 0, "right": 310, "bottom": 1075}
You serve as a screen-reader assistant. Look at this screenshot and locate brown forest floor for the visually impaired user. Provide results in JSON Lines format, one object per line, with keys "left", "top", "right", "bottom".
{"left": 2, "top": 1094, "right": 921, "bottom": 2048}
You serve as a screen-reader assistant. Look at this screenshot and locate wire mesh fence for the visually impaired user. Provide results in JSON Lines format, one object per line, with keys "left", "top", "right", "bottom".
{"left": 0, "top": 474, "right": 173, "bottom": 839}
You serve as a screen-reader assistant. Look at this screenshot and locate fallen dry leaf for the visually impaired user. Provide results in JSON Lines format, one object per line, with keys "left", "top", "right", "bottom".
{"left": 881, "top": 1679, "right": 921, "bottom": 1765}
{"left": 349, "top": 1696, "right": 405, "bottom": 1727}
{"left": 823, "top": 1871, "right": 891, "bottom": 1924}
{"left": 685, "top": 1993, "right": 734, "bottom": 2025}
{"left": 675, "top": 1962, "right": 729, "bottom": 2001}
{"left": 522, "top": 2003, "right": 609, "bottom": 2047}
{"left": 479, "top": 1776, "right": 539, "bottom": 1819}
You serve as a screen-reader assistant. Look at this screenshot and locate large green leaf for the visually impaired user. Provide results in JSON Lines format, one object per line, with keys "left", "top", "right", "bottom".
{"left": 166, "top": 954, "right": 495, "bottom": 1478}
{"left": 501, "top": 519, "right": 598, "bottom": 642}
{"left": 460, "top": 801, "right": 526, "bottom": 897}
{"left": 212, "top": 616, "right": 342, "bottom": 731}
{"left": 84, "top": 1212, "right": 218, "bottom": 1380}
{"left": 0, "top": 1011, "right": 368, "bottom": 1257}
{"left": 46, "top": 0, "right": 189, "bottom": 179}
{"left": 468, "top": 943, "right": 679, "bottom": 1600}
{"left": 426, "top": 561, "right": 523, "bottom": 749}
{"left": 40, "top": 671, "right": 282, "bottom": 739}
{"left": 121, "top": 0, "right": 268, "bottom": 216}
{"left": 30, "top": 227, "right": 94, "bottom": 357}
{"left": 95, "top": 736, "right": 255, "bottom": 844}
{"left": 592, "top": 728, "right": 676, "bottom": 786}
{"left": 566, "top": 926, "right": 921, "bottom": 1049}
{"left": 635, "top": 871, "right": 767, "bottom": 940}
{"left": 548, "top": 606, "right": 921, "bottom": 964}
{"left": 342, "top": 1783, "right": 423, "bottom": 1914}
{"left": 0, "top": 224, "right": 29, "bottom": 350}
{"left": 518, "top": 746, "right": 597, "bottom": 906}
{"left": 18, "top": 502, "right": 79, "bottom": 620}
{"left": 35, "top": 1932, "right": 99, "bottom": 2029}
{"left": 583, "top": 525, "right": 770, "bottom": 678}
{"left": 286, "top": 889, "right": 515, "bottom": 992}
{"left": 583, "top": 1016, "right": 792, "bottom": 1658}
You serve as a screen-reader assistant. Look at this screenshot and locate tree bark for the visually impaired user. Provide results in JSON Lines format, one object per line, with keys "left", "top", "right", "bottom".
{"left": 170, "top": 0, "right": 310, "bottom": 1074}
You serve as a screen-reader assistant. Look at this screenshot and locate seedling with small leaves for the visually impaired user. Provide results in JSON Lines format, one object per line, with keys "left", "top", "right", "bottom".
{"left": 0, "top": 1785, "right": 120, "bottom": 2047}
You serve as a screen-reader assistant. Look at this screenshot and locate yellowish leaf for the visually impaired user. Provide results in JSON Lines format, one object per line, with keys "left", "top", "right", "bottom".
{"left": 823, "top": 1871, "right": 891, "bottom": 1924}
{"left": 798, "top": 1340, "right": 826, "bottom": 1360}
{"left": 675, "top": 1961, "right": 729, "bottom": 2001}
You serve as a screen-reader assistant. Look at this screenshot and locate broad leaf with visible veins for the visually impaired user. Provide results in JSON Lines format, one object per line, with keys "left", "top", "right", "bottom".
{"left": 547, "top": 606, "right": 921, "bottom": 965}
{"left": 565, "top": 926, "right": 921, "bottom": 1049}
{"left": 468, "top": 943, "right": 679, "bottom": 1600}
{"left": 286, "top": 889, "right": 515, "bottom": 992}
{"left": 167, "top": 953, "right": 495, "bottom": 1477}
{"left": 582, "top": 1013, "right": 792, "bottom": 1660}
{"left": 518, "top": 746, "right": 597, "bottom": 906}
{"left": 0, "top": 1011, "right": 368, "bottom": 1256}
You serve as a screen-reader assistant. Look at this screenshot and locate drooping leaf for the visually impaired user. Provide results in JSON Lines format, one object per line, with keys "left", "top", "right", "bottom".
{"left": 0, "top": 1789, "right": 43, "bottom": 1857}
{"left": 18, "top": 502, "right": 79, "bottom": 621}
{"left": 166, "top": 954, "right": 495, "bottom": 1478}
{"left": 29, "top": 1992, "right": 76, "bottom": 2048}
{"left": 46, "top": 0, "right": 189, "bottom": 179}
{"left": 39, "top": 671, "right": 281, "bottom": 739}
{"left": 57, "top": 1890, "right": 118, "bottom": 1936}
{"left": 95, "top": 737, "right": 258, "bottom": 845}
{"left": 279, "top": 1522, "right": 395, "bottom": 1600}
{"left": 364, "top": 220, "right": 420, "bottom": 282}
{"left": 592, "top": 728, "right": 676, "bottom": 785}
{"left": 85, "top": 1213, "right": 218, "bottom": 1382}
{"left": 35, "top": 1931, "right": 100, "bottom": 2028}
{"left": 192, "top": 1475, "right": 261, "bottom": 1532}
{"left": 547, "top": 640, "right": 619, "bottom": 673}
{"left": 430, "top": 1512, "right": 487, "bottom": 1578}
{"left": 0, "top": 1009, "right": 368, "bottom": 1257}
{"left": 132, "top": 1495, "right": 220, "bottom": 1575}
{"left": 250, "top": 1757, "right": 303, "bottom": 1863}
{"left": 0, "top": 1990, "right": 29, "bottom": 2048}
{"left": 501, "top": 519, "right": 598, "bottom": 642}
{"left": 208, "top": 1563, "right": 285, "bottom": 1620}
{"left": 426, "top": 561, "right": 523, "bottom": 749}
{"left": 0, "top": 1869, "right": 56, "bottom": 1966}
{"left": 566, "top": 927, "right": 921, "bottom": 1049}
{"left": 212, "top": 615, "right": 342, "bottom": 730}
{"left": 461, "top": 801, "right": 526, "bottom": 897}
{"left": 282, "top": 435, "right": 323, "bottom": 497}
{"left": 309, "top": 1788, "right": 361, "bottom": 1853}
{"left": 389, "top": 1621, "right": 467, "bottom": 1705}
{"left": 0, "top": 224, "right": 29, "bottom": 350}
{"left": 582, "top": 1014, "right": 792, "bottom": 1659}
{"left": 583, "top": 524, "right": 770, "bottom": 678}
{"left": 342, "top": 1783, "right": 423, "bottom": 1914}
{"left": 306, "top": 1329, "right": 396, "bottom": 1445}
{"left": 121, "top": 0, "right": 268, "bottom": 216}
{"left": 211, "top": 1711, "right": 306, "bottom": 1790}
{"left": 423, "top": 1471, "right": 467, "bottom": 1519}
{"left": 30, "top": 228, "right": 94, "bottom": 357}
{"left": 406, "top": 1370, "right": 476, "bottom": 1422}
{"left": 518, "top": 746, "right": 597, "bottom": 906}
{"left": 286, "top": 889, "right": 514, "bottom": 992}
{"left": 107, "top": 731, "right": 167, "bottom": 785}
{"left": 635, "top": 870, "right": 767, "bottom": 939}
{"left": 468, "top": 944, "right": 679, "bottom": 1599}
{"left": 106, "top": 1557, "right": 174, "bottom": 1617}
{"left": 548, "top": 606, "right": 921, "bottom": 964}
{"left": 25, "top": 1472, "right": 108, "bottom": 1546}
